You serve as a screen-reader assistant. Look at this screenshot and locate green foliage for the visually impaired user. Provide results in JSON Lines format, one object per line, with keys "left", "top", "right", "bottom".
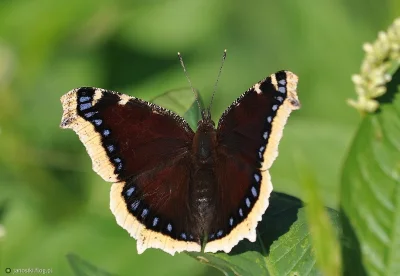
{"left": 341, "top": 66, "right": 400, "bottom": 275}
{"left": 296, "top": 159, "right": 341, "bottom": 276}
{"left": 151, "top": 87, "right": 203, "bottom": 130}
{"left": 1, "top": 1, "right": 399, "bottom": 275}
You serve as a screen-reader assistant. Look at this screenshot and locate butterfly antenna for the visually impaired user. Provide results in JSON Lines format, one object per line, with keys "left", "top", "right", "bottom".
{"left": 178, "top": 52, "right": 203, "bottom": 115}
{"left": 208, "top": 49, "right": 227, "bottom": 115}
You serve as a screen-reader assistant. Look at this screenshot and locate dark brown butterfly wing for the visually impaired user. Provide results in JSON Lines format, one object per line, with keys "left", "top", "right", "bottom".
{"left": 204, "top": 71, "right": 300, "bottom": 252}
{"left": 60, "top": 87, "right": 201, "bottom": 255}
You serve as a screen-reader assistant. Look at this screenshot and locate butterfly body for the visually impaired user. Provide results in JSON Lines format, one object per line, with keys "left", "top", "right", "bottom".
{"left": 60, "top": 70, "right": 300, "bottom": 255}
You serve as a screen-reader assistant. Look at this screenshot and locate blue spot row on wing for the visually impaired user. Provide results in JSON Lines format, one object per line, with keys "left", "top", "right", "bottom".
{"left": 77, "top": 90, "right": 124, "bottom": 175}
{"left": 123, "top": 183, "right": 196, "bottom": 242}
{"left": 257, "top": 72, "right": 288, "bottom": 165}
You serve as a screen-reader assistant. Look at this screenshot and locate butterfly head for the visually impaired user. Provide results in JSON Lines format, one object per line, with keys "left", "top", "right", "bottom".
{"left": 199, "top": 109, "right": 215, "bottom": 129}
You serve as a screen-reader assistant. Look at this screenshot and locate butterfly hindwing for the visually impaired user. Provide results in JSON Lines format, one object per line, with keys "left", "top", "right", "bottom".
{"left": 110, "top": 158, "right": 201, "bottom": 255}
{"left": 204, "top": 71, "right": 300, "bottom": 252}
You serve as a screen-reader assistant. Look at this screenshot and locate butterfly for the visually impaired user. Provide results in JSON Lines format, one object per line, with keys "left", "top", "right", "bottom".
{"left": 60, "top": 52, "right": 300, "bottom": 255}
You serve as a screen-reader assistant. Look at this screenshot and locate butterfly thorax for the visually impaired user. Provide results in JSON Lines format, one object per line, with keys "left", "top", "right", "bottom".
{"left": 190, "top": 120, "right": 218, "bottom": 238}
{"left": 193, "top": 120, "right": 217, "bottom": 164}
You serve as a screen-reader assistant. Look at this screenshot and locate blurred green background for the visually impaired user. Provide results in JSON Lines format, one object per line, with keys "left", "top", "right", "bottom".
{"left": 0, "top": 1, "right": 398, "bottom": 275}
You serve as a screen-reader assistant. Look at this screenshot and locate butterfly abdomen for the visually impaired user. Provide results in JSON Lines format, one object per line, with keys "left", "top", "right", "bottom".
{"left": 190, "top": 167, "right": 217, "bottom": 239}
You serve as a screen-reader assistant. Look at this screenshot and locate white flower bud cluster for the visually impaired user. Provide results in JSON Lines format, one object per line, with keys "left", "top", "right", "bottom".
{"left": 348, "top": 18, "right": 400, "bottom": 112}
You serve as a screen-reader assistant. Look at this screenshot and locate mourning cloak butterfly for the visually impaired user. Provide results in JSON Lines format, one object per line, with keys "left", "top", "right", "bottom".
{"left": 60, "top": 54, "right": 300, "bottom": 255}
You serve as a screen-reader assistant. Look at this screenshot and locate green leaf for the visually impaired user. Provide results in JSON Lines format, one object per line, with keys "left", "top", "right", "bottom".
{"left": 296, "top": 157, "right": 342, "bottom": 276}
{"left": 188, "top": 192, "right": 340, "bottom": 276}
{"left": 340, "top": 66, "right": 400, "bottom": 275}
{"left": 67, "top": 254, "right": 115, "bottom": 276}
{"left": 150, "top": 87, "right": 202, "bottom": 130}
